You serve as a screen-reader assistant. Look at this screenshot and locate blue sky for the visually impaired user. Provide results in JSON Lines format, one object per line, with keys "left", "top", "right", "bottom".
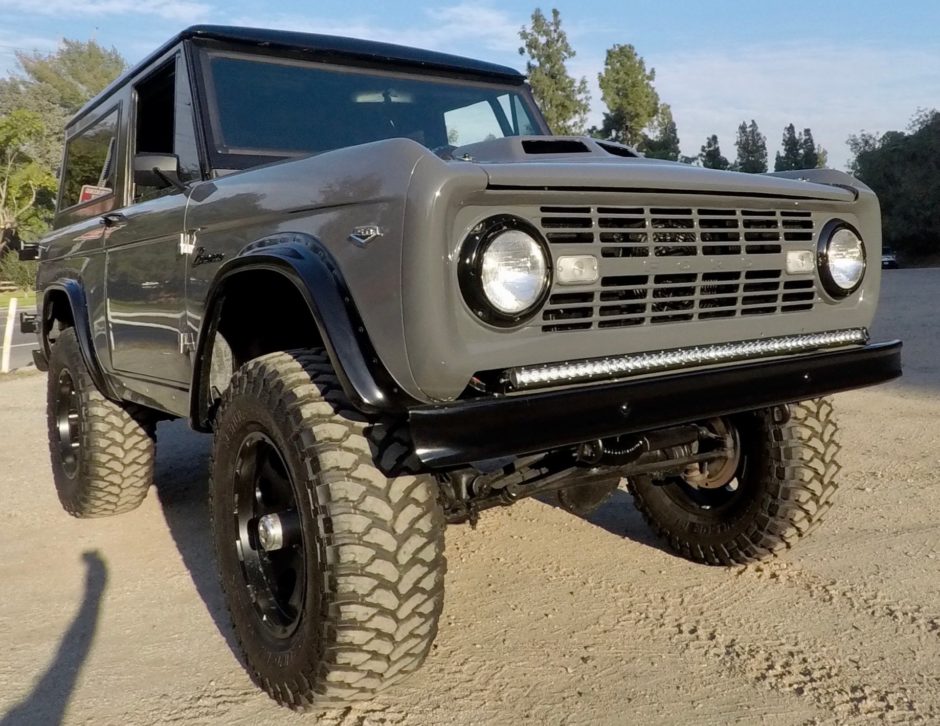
{"left": 1, "top": 0, "right": 937, "bottom": 170}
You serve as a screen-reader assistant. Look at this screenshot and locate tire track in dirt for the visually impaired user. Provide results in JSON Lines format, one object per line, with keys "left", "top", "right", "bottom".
{"left": 736, "top": 561, "right": 940, "bottom": 638}
{"left": 622, "top": 575, "right": 932, "bottom": 723}
{"left": 147, "top": 682, "right": 414, "bottom": 725}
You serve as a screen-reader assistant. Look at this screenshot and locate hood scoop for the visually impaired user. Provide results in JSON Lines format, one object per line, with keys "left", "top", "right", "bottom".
{"left": 450, "top": 135, "right": 640, "bottom": 163}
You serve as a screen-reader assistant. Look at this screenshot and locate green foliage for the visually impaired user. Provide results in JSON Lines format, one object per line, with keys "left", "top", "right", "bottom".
{"left": 0, "top": 39, "right": 126, "bottom": 238}
{"left": 0, "top": 39, "right": 125, "bottom": 172}
{"left": 640, "top": 104, "right": 680, "bottom": 160}
{"left": 0, "top": 252, "right": 38, "bottom": 290}
{"left": 16, "top": 40, "right": 125, "bottom": 115}
{"left": 800, "top": 128, "right": 819, "bottom": 169}
{"left": 774, "top": 123, "right": 802, "bottom": 171}
{"left": 733, "top": 120, "right": 768, "bottom": 173}
{"left": 595, "top": 44, "right": 659, "bottom": 147}
{"left": 849, "top": 109, "right": 940, "bottom": 256}
{"left": 774, "top": 124, "right": 826, "bottom": 171}
{"left": 0, "top": 109, "right": 58, "bottom": 237}
{"left": 700, "top": 134, "right": 730, "bottom": 170}
{"left": 518, "top": 8, "right": 590, "bottom": 135}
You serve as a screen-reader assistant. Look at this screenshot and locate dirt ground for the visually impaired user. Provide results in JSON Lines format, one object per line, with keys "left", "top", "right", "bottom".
{"left": 0, "top": 269, "right": 937, "bottom": 726}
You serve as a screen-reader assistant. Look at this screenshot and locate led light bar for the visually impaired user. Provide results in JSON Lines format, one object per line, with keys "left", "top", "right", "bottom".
{"left": 506, "top": 328, "right": 869, "bottom": 391}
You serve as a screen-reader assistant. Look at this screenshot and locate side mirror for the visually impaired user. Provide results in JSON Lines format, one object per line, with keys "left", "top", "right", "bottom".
{"left": 134, "top": 153, "right": 181, "bottom": 189}
{"left": 18, "top": 244, "right": 40, "bottom": 261}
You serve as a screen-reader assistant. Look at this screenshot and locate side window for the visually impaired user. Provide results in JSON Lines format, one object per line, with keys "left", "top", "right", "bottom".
{"left": 133, "top": 55, "right": 201, "bottom": 201}
{"left": 60, "top": 109, "right": 119, "bottom": 209}
{"left": 444, "top": 101, "right": 503, "bottom": 146}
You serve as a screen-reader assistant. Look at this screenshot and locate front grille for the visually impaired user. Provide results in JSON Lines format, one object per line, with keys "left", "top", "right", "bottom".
{"left": 538, "top": 205, "right": 818, "bottom": 332}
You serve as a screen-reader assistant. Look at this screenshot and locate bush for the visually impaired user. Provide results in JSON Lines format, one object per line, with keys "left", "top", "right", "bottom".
{"left": 0, "top": 253, "right": 39, "bottom": 290}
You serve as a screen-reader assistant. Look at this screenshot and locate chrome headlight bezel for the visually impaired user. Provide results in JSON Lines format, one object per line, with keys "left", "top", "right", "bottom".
{"left": 458, "top": 215, "right": 552, "bottom": 327}
{"left": 817, "top": 220, "right": 866, "bottom": 298}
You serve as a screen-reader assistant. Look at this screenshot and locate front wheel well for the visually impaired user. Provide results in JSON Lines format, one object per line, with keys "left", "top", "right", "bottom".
{"left": 195, "top": 270, "right": 325, "bottom": 428}
{"left": 42, "top": 289, "right": 75, "bottom": 339}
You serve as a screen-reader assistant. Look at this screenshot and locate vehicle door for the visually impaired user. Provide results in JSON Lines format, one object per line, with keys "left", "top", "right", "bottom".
{"left": 104, "top": 51, "right": 203, "bottom": 386}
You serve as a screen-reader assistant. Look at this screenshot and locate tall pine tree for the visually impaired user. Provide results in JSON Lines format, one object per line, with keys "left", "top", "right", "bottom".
{"left": 800, "top": 128, "right": 818, "bottom": 169}
{"left": 518, "top": 8, "right": 590, "bottom": 135}
{"left": 595, "top": 43, "right": 659, "bottom": 147}
{"left": 700, "top": 134, "right": 730, "bottom": 170}
{"left": 774, "top": 123, "right": 803, "bottom": 171}
{"left": 734, "top": 120, "right": 768, "bottom": 173}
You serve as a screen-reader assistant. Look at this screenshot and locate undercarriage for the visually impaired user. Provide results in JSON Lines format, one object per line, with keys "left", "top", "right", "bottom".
{"left": 437, "top": 413, "right": 754, "bottom": 524}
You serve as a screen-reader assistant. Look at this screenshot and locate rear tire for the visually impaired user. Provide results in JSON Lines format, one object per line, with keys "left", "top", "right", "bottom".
{"left": 629, "top": 398, "right": 841, "bottom": 565}
{"left": 210, "top": 349, "right": 445, "bottom": 710}
{"left": 46, "top": 327, "right": 156, "bottom": 517}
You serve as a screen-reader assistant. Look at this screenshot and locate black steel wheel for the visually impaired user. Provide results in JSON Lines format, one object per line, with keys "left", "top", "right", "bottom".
{"left": 53, "top": 369, "right": 81, "bottom": 479}
{"left": 629, "top": 399, "right": 841, "bottom": 565}
{"left": 231, "top": 432, "right": 306, "bottom": 641}
{"left": 46, "top": 327, "right": 156, "bottom": 517}
{"left": 210, "top": 349, "right": 446, "bottom": 710}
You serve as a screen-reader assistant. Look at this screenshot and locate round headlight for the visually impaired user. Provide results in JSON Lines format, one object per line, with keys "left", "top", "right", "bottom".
{"left": 481, "top": 230, "right": 548, "bottom": 314}
{"left": 818, "top": 221, "right": 866, "bottom": 297}
{"left": 459, "top": 216, "right": 551, "bottom": 326}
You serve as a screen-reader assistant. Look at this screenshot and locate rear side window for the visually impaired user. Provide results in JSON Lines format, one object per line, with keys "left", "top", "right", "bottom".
{"left": 60, "top": 108, "right": 120, "bottom": 209}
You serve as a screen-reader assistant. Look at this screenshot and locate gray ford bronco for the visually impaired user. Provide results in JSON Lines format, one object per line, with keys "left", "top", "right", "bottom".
{"left": 22, "top": 25, "right": 902, "bottom": 710}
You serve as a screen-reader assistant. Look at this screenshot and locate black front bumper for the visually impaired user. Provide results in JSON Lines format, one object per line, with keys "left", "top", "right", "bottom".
{"left": 409, "top": 341, "right": 902, "bottom": 468}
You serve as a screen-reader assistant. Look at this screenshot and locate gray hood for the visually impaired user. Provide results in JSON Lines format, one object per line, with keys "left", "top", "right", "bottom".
{"left": 449, "top": 136, "right": 855, "bottom": 203}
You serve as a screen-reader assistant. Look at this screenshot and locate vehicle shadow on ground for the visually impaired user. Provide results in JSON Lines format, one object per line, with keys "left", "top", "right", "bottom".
{"left": 150, "top": 419, "right": 245, "bottom": 666}
{"left": 1, "top": 552, "right": 107, "bottom": 726}
{"left": 537, "top": 487, "right": 671, "bottom": 554}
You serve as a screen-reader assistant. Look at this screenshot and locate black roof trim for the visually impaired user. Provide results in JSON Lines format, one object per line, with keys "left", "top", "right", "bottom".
{"left": 69, "top": 24, "right": 525, "bottom": 127}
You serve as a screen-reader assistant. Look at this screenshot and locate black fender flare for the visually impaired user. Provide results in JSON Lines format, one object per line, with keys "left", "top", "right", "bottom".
{"left": 42, "top": 279, "right": 120, "bottom": 400}
{"left": 190, "top": 235, "right": 418, "bottom": 430}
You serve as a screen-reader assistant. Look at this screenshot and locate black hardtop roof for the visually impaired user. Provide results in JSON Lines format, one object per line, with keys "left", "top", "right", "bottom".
{"left": 69, "top": 24, "right": 526, "bottom": 128}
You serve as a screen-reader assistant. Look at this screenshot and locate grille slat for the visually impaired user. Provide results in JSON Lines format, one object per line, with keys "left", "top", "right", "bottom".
{"left": 538, "top": 205, "right": 818, "bottom": 332}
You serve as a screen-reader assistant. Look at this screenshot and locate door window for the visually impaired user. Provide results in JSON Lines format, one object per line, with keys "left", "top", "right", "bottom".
{"left": 60, "top": 109, "right": 119, "bottom": 209}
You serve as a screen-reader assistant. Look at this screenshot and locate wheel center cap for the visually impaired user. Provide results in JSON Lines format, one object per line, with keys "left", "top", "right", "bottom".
{"left": 257, "top": 513, "right": 285, "bottom": 552}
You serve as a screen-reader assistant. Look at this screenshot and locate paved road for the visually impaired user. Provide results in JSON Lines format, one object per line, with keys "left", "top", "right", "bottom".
{"left": 0, "top": 304, "right": 38, "bottom": 371}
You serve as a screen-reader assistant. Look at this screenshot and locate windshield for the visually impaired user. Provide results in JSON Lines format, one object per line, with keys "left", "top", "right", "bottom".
{"left": 200, "top": 51, "right": 543, "bottom": 164}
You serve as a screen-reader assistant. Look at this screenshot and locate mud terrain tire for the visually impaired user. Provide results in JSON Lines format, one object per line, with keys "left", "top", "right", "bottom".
{"left": 210, "top": 349, "right": 445, "bottom": 710}
{"left": 629, "top": 398, "right": 840, "bottom": 566}
{"left": 46, "top": 327, "right": 156, "bottom": 517}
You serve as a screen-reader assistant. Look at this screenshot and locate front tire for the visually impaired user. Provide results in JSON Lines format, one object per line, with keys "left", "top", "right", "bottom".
{"left": 210, "top": 349, "right": 445, "bottom": 710}
{"left": 46, "top": 327, "right": 156, "bottom": 517}
{"left": 629, "top": 398, "right": 841, "bottom": 565}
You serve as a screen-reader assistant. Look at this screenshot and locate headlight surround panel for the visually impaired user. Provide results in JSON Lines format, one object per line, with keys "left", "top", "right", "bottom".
{"left": 458, "top": 215, "right": 552, "bottom": 327}
{"left": 817, "top": 219, "right": 867, "bottom": 298}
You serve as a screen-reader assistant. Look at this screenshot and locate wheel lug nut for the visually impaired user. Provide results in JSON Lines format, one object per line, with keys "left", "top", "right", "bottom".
{"left": 257, "top": 513, "right": 285, "bottom": 552}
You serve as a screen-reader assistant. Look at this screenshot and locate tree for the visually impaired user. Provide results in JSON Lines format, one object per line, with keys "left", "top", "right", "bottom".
{"left": 518, "top": 8, "right": 590, "bottom": 135}
{"left": 641, "top": 104, "right": 680, "bottom": 160}
{"left": 699, "top": 134, "right": 730, "bottom": 170}
{"left": 0, "top": 110, "right": 57, "bottom": 238}
{"left": 0, "top": 39, "right": 125, "bottom": 238}
{"left": 847, "top": 130, "right": 881, "bottom": 173}
{"left": 800, "top": 128, "right": 819, "bottom": 169}
{"left": 733, "top": 120, "right": 768, "bottom": 173}
{"left": 0, "top": 40, "right": 126, "bottom": 171}
{"left": 774, "top": 123, "right": 803, "bottom": 171}
{"left": 849, "top": 109, "right": 940, "bottom": 256}
{"left": 595, "top": 43, "right": 659, "bottom": 147}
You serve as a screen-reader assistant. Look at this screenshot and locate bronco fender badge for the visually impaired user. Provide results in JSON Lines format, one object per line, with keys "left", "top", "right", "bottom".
{"left": 348, "top": 225, "right": 383, "bottom": 247}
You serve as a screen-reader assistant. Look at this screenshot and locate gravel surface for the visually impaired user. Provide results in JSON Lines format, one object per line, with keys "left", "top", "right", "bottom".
{"left": 0, "top": 269, "right": 937, "bottom": 725}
